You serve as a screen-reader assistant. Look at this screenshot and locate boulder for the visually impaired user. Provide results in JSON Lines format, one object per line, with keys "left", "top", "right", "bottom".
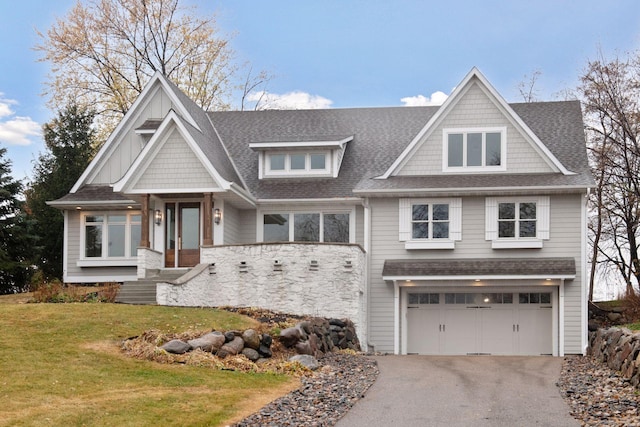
{"left": 217, "top": 336, "right": 245, "bottom": 358}
{"left": 279, "top": 327, "right": 302, "bottom": 347}
{"left": 242, "top": 329, "right": 261, "bottom": 350}
{"left": 289, "top": 354, "right": 319, "bottom": 370}
{"left": 258, "top": 343, "right": 273, "bottom": 358}
{"left": 242, "top": 347, "right": 261, "bottom": 362}
{"left": 161, "top": 339, "right": 191, "bottom": 354}
{"left": 261, "top": 333, "right": 273, "bottom": 348}
{"left": 295, "top": 340, "right": 313, "bottom": 355}
{"left": 188, "top": 332, "right": 225, "bottom": 353}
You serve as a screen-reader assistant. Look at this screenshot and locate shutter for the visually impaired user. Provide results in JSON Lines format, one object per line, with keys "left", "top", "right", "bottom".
{"left": 449, "top": 198, "right": 462, "bottom": 241}
{"left": 538, "top": 196, "right": 550, "bottom": 240}
{"left": 399, "top": 198, "right": 411, "bottom": 241}
{"left": 485, "top": 197, "right": 498, "bottom": 240}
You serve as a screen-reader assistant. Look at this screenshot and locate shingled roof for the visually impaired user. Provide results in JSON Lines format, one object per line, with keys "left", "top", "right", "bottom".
{"left": 209, "top": 100, "right": 593, "bottom": 200}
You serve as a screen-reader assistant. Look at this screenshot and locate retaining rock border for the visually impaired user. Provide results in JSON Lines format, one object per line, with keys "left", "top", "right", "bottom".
{"left": 588, "top": 327, "right": 640, "bottom": 387}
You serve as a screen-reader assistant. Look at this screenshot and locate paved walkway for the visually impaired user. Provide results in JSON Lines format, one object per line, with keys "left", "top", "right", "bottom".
{"left": 336, "top": 356, "right": 579, "bottom": 427}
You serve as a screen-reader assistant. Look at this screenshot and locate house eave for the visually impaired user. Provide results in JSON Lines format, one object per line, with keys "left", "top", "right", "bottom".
{"left": 383, "top": 274, "right": 576, "bottom": 282}
{"left": 353, "top": 184, "right": 592, "bottom": 197}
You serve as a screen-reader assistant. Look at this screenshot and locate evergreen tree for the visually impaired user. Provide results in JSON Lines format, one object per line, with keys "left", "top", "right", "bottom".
{"left": 0, "top": 146, "right": 35, "bottom": 293}
{"left": 26, "top": 104, "right": 96, "bottom": 280}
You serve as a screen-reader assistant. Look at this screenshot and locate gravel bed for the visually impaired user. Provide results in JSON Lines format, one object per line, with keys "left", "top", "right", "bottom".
{"left": 234, "top": 353, "right": 640, "bottom": 427}
{"left": 558, "top": 355, "right": 640, "bottom": 426}
{"left": 232, "top": 352, "right": 379, "bottom": 427}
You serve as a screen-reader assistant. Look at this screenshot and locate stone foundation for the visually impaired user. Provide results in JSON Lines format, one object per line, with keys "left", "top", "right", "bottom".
{"left": 588, "top": 327, "right": 640, "bottom": 387}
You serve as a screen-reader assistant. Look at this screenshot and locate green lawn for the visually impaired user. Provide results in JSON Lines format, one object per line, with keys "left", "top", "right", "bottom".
{"left": 0, "top": 303, "right": 298, "bottom": 426}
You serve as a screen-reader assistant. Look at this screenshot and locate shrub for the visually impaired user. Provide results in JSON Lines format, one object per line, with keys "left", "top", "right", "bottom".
{"left": 621, "top": 288, "right": 640, "bottom": 323}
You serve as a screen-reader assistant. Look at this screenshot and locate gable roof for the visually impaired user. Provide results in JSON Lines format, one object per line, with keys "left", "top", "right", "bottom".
{"left": 380, "top": 67, "right": 572, "bottom": 178}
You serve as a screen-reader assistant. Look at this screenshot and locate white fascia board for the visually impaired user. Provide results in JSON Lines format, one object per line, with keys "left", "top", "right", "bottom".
{"left": 47, "top": 200, "right": 138, "bottom": 210}
{"left": 256, "top": 197, "right": 362, "bottom": 205}
{"left": 383, "top": 274, "right": 576, "bottom": 281}
{"left": 249, "top": 136, "right": 353, "bottom": 150}
{"left": 352, "top": 184, "right": 591, "bottom": 196}
{"left": 113, "top": 111, "right": 231, "bottom": 193}
{"left": 229, "top": 182, "right": 257, "bottom": 207}
{"left": 72, "top": 72, "right": 200, "bottom": 193}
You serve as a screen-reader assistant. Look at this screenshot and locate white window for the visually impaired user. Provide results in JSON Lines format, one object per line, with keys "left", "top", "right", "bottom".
{"left": 81, "top": 212, "right": 141, "bottom": 261}
{"left": 265, "top": 151, "right": 330, "bottom": 176}
{"left": 443, "top": 128, "right": 506, "bottom": 172}
{"left": 399, "top": 198, "right": 462, "bottom": 249}
{"left": 485, "top": 196, "right": 550, "bottom": 248}
{"left": 262, "top": 211, "right": 352, "bottom": 243}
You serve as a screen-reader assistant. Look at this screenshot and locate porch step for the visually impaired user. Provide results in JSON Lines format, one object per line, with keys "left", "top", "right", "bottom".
{"left": 115, "top": 269, "right": 190, "bottom": 305}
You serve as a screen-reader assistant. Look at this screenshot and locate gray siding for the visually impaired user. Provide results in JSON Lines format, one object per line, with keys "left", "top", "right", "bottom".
{"left": 398, "top": 82, "right": 554, "bottom": 176}
{"left": 64, "top": 210, "right": 137, "bottom": 283}
{"left": 134, "top": 128, "right": 218, "bottom": 190}
{"left": 90, "top": 86, "right": 174, "bottom": 185}
{"left": 222, "top": 203, "right": 241, "bottom": 245}
{"left": 367, "top": 193, "right": 585, "bottom": 354}
{"left": 355, "top": 205, "right": 365, "bottom": 247}
{"left": 237, "top": 210, "right": 257, "bottom": 244}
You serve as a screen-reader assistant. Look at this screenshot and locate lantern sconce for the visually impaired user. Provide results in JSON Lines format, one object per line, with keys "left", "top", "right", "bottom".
{"left": 214, "top": 208, "right": 222, "bottom": 225}
{"left": 154, "top": 209, "right": 163, "bottom": 226}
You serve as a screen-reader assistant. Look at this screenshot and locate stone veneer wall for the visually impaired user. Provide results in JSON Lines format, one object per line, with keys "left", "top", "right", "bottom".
{"left": 137, "top": 247, "right": 163, "bottom": 279}
{"left": 156, "top": 243, "right": 366, "bottom": 344}
{"left": 588, "top": 327, "right": 640, "bottom": 387}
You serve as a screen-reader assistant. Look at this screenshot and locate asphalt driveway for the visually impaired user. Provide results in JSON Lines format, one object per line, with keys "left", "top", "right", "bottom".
{"left": 336, "top": 356, "right": 578, "bottom": 427}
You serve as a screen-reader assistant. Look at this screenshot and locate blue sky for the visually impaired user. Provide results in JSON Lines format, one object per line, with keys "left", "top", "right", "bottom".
{"left": 1, "top": 0, "right": 639, "bottom": 180}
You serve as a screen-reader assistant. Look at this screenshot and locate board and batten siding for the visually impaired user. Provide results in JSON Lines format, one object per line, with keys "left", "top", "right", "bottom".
{"left": 397, "top": 82, "right": 554, "bottom": 176}
{"left": 64, "top": 210, "right": 137, "bottom": 282}
{"left": 367, "top": 193, "right": 585, "bottom": 354}
{"left": 90, "top": 86, "right": 175, "bottom": 185}
{"left": 133, "top": 128, "right": 218, "bottom": 191}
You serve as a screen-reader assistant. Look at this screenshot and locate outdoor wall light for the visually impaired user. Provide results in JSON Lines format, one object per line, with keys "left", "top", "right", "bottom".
{"left": 154, "top": 209, "right": 163, "bottom": 226}
{"left": 214, "top": 208, "right": 222, "bottom": 225}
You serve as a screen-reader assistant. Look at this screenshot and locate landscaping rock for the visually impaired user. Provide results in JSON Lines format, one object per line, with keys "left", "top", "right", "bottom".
{"left": 279, "top": 327, "right": 302, "bottom": 347}
{"left": 188, "top": 331, "right": 225, "bottom": 353}
{"left": 258, "top": 343, "right": 272, "bottom": 358}
{"left": 161, "top": 339, "right": 191, "bottom": 354}
{"left": 242, "top": 329, "right": 261, "bottom": 350}
{"left": 289, "top": 354, "right": 319, "bottom": 370}
{"left": 241, "top": 347, "right": 260, "bottom": 362}
{"left": 217, "top": 336, "right": 245, "bottom": 358}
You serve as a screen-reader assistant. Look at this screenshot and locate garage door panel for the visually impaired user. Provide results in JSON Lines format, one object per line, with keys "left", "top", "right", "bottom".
{"left": 407, "top": 308, "right": 441, "bottom": 354}
{"left": 443, "top": 308, "right": 478, "bottom": 355}
{"left": 480, "top": 308, "right": 515, "bottom": 355}
{"left": 518, "top": 307, "right": 552, "bottom": 355}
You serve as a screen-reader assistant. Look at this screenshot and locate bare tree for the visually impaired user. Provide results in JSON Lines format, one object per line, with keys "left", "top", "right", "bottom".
{"left": 580, "top": 51, "right": 640, "bottom": 297}
{"left": 36, "top": 0, "right": 236, "bottom": 138}
{"left": 517, "top": 69, "right": 542, "bottom": 102}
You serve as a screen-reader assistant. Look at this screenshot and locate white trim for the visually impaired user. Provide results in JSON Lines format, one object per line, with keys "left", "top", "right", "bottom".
{"left": 399, "top": 197, "right": 462, "bottom": 248}
{"left": 77, "top": 259, "right": 138, "bottom": 267}
{"left": 263, "top": 151, "right": 332, "bottom": 178}
{"left": 353, "top": 185, "right": 591, "bottom": 196}
{"left": 383, "top": 274, "right": 576, "bottom": 281}
{"left": 249, "top": 136, "right": 352, "bottom": 150}
{"left": 378, "top": 67, "right": 573, "bottom": 179}
{"left": 258, "top": 208, "right": 355, "bottom": 243}
{"left": 256, "top": 197, "right": 362, "bottom": 204}
{"left": 64, "top": 274, "right": 138, "bottom": 283}
{"left": 124, "top": 187, "right": 224, "bottom": 194}
{"left": 581, "top": 189, "right": 589, "bottom": 355}
{"left": 394, "top": 280, "right": 400, "bottom": 355}
{"left": 559, "top": 279, "right": 565, "bottom": 357}
{"left": 71, "top": 72, "right": 200, "bottom": 193}
{"left": 113, "top": 111, "right": 232, "bottom": 193}
{"left": 405, "top": 240, "right": 455, "bottom": 250}
{"left": 553, "top": 287, "right": 559, "bottom": 357}
{"left": 63, "top": 210, "right": 69, "bottom": 282}
{"left": 491, "top": 239, "right": 543, "bottom": 249}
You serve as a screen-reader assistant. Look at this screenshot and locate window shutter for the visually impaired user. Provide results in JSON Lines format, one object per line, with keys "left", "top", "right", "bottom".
{"left": 450, "top": 198, "right": 462, "bottom": 241}
{"left": 538, "top": 196, "right": 550, "bottom": 240}
{"left": 399, "top": 199, "right": 411, "bottom": 241}
{"left": 485, "top": 197, "right": 498, "bottom": 240}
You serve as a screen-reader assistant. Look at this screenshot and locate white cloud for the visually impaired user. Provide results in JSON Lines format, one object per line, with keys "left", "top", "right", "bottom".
{"left": 0, "top": 94, "right": 17, "bottom": 118}
{"left": 247, "top": 90, "right": 333, "bottom": 110}
{"left": 0, "top": 116, "right": 41, "bottom": 146}
{"left": 401, "top": 91, "right": 449, "bottom": 106}
{"left": 0, "top": 93, "right": 41, "bottom": 146}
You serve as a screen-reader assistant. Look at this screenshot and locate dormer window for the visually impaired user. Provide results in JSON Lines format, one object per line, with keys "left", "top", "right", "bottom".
{"left": 250, "top": 136, "right": 352, "bottom": 179}
{"left": 443, "top": 127, "right": 506, "bottom": 172}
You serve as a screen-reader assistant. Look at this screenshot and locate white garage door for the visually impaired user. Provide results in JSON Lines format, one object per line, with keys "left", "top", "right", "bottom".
{"left": 407, "top": 291, "right": 552, "bottom": 355}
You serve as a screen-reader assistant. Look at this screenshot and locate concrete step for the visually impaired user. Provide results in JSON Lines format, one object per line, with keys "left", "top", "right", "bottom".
{"left": 115, "top": 269, "right": 191, "bottom": 304}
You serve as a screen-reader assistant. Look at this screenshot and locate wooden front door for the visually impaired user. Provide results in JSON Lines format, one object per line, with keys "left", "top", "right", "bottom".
{"left": 165, "top": 203, "right": 200, "bottom": 268}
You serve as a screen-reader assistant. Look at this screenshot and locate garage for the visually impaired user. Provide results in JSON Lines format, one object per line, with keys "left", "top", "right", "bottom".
{"left": 382, "top": 257, "right": 577, "bottom": 356}
{"left": 406, "top": 290, "right": 552, "bottom": 355}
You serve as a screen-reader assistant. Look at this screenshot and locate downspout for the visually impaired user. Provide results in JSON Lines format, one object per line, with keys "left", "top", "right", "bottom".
{"left": 363, "top": 197, "right": 375, "bottom": 352}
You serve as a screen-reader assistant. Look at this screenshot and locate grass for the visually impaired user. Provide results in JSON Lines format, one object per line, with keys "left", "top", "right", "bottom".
{"left": 0, "top": 301, "right": 299, "bottom": 426}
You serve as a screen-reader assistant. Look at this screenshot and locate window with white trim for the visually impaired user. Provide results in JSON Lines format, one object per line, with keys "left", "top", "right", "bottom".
{"left": 399, "top": 198, "right": 462, "bottom": 249}
{"left": 485, "top": 196, "right": 550, "bottom": 248}
{"left": 443, "top": 128, "right": 506, "bottom": 171}
{"left": 82, "top": 212, "right": 141, "bottom": 259}
{"left": 262, "top": 211, "right": 351, "bottom": 243}
{"left": 265, "top": 151, "right": 330, "bottom": 176}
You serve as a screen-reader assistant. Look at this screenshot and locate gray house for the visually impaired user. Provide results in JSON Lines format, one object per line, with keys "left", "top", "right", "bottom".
{"left": 50, "top": 68, "right": 593, "bottom": 356}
